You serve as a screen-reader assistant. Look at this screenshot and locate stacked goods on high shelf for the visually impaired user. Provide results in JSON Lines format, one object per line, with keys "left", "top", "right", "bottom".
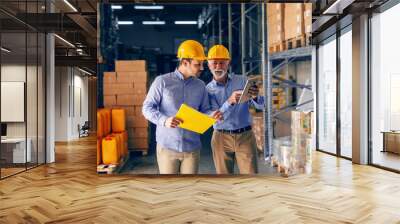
{"left": 267, "top": 3, "right": 285, "bottom": 53}
{"left": 254, "top": 74, "right": 286, "bottom": 110}
{"left": 103, "top": 60, "right": 149, "bottom": 155}
{"left": 267, "top": 3, "right": 312, "bottom": 53}
{"left": 272, "top": 74, "right": 286, "bottom": 110}
{"left": 271, "top": 110, "right": 314, "bottom": 177}
{"left": 251, "top": 113, "right": 264, "bottom": 154}
{"left": 97, "top": 108, "right": 128, "bottom": 174}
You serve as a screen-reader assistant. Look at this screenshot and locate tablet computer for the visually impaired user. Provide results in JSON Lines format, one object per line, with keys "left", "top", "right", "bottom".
{"left": 238, "top": 76, "right": 262, "bottom": 104}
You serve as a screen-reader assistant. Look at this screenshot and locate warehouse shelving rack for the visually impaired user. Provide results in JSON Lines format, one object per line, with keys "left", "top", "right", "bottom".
{"left": 201, "top": 3, "right": 314, "bottom": 161}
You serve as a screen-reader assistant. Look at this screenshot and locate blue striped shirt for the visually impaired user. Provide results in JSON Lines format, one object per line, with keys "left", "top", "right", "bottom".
{"left": 142, "top": 70, "right": 211, "bottom": 152}
{"left": 206, "top": 74, "right": 264, "bottom": 130}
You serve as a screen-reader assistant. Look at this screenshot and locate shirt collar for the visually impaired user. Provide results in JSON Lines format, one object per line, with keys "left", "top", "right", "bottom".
{"left": 174, "top": 69, "right": 194, "bottom": 81}
{"left": 212, "top": 73, "right": 232, "bottom": 86}
{"left": 174, "top": 69, "right": 185, "bottom": 80}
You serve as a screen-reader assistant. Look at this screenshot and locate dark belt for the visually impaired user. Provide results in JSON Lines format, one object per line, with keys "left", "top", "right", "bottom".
{"left": 217, "top": 126, "right": 252, "bottom": 134}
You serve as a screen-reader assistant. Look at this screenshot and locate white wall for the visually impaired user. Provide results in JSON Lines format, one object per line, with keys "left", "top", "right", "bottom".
{"left": 1, "top": 63, "right": 46, "bottom": 164}
{"left": 54, "top": 67, "right": 89, "bottom": 141}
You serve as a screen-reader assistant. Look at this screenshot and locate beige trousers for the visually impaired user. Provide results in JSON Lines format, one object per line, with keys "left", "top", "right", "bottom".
{"left": 156, "top": 144, "right": 200, "bottom": 174}
{"left": 211, "top": 130, "right": 258, "bottom": 174}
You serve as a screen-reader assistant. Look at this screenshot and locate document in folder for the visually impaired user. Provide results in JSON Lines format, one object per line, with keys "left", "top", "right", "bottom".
{"left": 175, "top": 103, "right": 216, "bottom": 134}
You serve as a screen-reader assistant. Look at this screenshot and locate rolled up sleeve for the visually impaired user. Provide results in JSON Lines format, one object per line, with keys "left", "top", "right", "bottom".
{"left": 251, "top": 96, "right": 265, "bottom": 110}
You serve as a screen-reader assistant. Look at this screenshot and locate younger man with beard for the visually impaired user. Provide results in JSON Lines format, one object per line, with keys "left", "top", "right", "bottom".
{"left": 142, "top": 40, "right": 222, "bottom": 174}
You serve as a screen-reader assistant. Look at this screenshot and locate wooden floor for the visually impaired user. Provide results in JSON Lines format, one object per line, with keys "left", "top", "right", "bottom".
{"left": 1, "top": 136, "right": 400, "bottom": 223}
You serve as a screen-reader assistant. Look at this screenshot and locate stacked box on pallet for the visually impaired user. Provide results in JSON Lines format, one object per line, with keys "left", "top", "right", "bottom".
{"left": 252, "top": 113, "right": 264, "bottom": 153}
{"left": 272, "top": 111, "right": 313, "bottom": 177}
{"left": 266, "top": 3, "right": 312, "bottom": 53}
{"left": 284, "top": 3, "right": 305, "bottom": 41}
{"left": 255, "top": 75, "right": 286, "bottom": 110}
{"left": 304, "top": 4, "right": 312, "bottom": 35}
{"left": 267, "top": 3, "right": 285, "bottom": 52}
{"left": 272, "top": 74, "right": 286, "bottom": 109}
{"left": 114, "top": 60, "right": 149, "bottom": 154}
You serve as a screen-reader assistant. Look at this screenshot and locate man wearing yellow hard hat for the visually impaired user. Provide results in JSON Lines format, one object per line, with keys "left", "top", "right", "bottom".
{"left": 142, "top": 40, "right": 222, "bottom": 174}
{"left": 206, "top": 44, "right": 264, "bottom": 174}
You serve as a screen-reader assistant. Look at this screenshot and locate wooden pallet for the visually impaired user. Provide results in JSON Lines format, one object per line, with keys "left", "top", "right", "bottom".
{"left": 284, "top": 34, "right": 311, "bottom": 50}
{"left": 269, "top": 42, "right": 286, "bottom": 53}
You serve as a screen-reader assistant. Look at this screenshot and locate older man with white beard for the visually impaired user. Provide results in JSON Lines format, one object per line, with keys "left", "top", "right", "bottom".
{"left": 206, "top": 45, "right": 264, "bottom": 174}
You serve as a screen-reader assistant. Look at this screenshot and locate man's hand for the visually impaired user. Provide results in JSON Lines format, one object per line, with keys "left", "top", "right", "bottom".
{"left": 210, "top": 110, "right": 223, "bottom": 121}
{"left": 164, "top": 117, "right": 183, "bottom": 128}
{"left": 248, "top": 85, "right": 259, "bottom": 99}
{"left": 228, "top": 90, "right": 243, "bottom": 105}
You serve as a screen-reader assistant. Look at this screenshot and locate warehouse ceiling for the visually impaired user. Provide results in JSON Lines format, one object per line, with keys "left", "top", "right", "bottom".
{"left": 110, "top": 3, "right": 204, "bottom": 28}
{"left": 0, "top": 0, "right": 97, "bottom": 73}
{"left": 312, "top": 0, "right": 390, "bottom": 42}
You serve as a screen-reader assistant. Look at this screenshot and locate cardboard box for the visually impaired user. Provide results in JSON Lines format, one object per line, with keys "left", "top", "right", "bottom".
{"left": 127, "top": 116, "right": 148, "bottom": 128}
{"left": 103, "top": 72, "right": 116, "bottom": 83}
{"left": 117, "top": 71, "right": 148, "bottom": 82}
{"left": 284, "top": 3, "right": 305, "bottom": 40}
{"left": 104, "top": 83, "right": 133, "bottom": 90}
{"left": 115, "top": 60, "right": 147, "bottom": 72}
{"left": 128, "top": 127, "right": 148, "bottom": 138}
{"left": 104, "top": 95, "right": 116, "bottom": 107}
{"left": 116, "top": 94, "right": 146, "bottom": 106}
{"left": 267, "top": 3, "right": 284, "bottom": 19}
{"left": 116, "top": 94, "right": 135, "bottom": 106}
{"left": 128, "top": 137, "right": 148, "bottom": 149}
{"left": 133, "top": 83, "right": 147, "bottom": 95}
{"left": 134, "top": 106, "right": 143, "bottom": 116}
{"left": 304, "top": 4, "right": 312, "bottom": 34}
{"left": 119, "top": 106, "right": 135, "bottom": 116}
{"left": 291, "top": 111, "right": 313, "bottom": 135}
{"left": 267, "top": 4, "right": 284, "bottom": 46}
{"left": 135, "top": 95, "right": 146, "bottom": 106}
{"left": 103, "top": 86, "right": 120, "bottom": 96}
{"left": 104, "top": 83, "right": 136, "bottom": 95}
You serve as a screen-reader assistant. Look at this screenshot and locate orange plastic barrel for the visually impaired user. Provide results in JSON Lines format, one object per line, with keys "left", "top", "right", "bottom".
{"left": 112, "top": 108, "right": 126, "bottom": 133}
{"left": 102, "top": 135, "right": 119, "bottom": 165}
{"left": 113, "top": 133, "right": 123, "bottom": 158}
{"left": 103, "top": 108, "right": 111, "bottom": 135}
{"left": 97, "top": 137, "right": 102, "bottom": 165}
{"left": 115, "top": 131, "right": 128, "bottom": 157}
{"left": 97, "top": 110, "right": 104, "bottom": 138}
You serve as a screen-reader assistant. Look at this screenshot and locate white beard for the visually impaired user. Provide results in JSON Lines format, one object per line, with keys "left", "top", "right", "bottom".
{"left": 212, "top": 70, "right": 227, "bottom": 79}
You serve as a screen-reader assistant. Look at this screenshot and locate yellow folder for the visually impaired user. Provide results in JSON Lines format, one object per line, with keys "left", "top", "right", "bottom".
{"left": 175, "top": 103, "right": 216, "bottom": 134}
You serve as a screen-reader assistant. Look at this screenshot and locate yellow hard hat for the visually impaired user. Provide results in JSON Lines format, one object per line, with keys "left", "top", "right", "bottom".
{"left": 177, "top": 40, "right": 207, "bottom": 61}
{"left": 207, "top": 45, "right": 230, "bottom": 60}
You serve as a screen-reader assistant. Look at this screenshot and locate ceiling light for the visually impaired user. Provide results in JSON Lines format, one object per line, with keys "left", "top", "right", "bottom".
{"left": 322, "top": 0, "right": 354, "bottom": 15}
{"left": 118, "top": 21, "right": 134, "bottom": 25}
{"left": 111, "top": 5, "right": 123, "bottom": 10}
{"left": 54, "top": 34, "right": 75, "bottom": 48}
{"left": 134, "top": 5, "right": 164, "bottom": 10}
{"left": 174, "top": 21, "right": 198, "bottom": 25}
{"left": 1, "top": 47, "right": 11, "bottom": 53}
{"left": 63, "top": 0, "right": 78, "bottom": 12}
{"left": 76, "top": 49, "right": 83, "bottom": 52}
{"left": 142, "top": 21, "right": 165, "bottom": 25}
{"left": 78, "top": 67, "right": 93, "bottom": 76}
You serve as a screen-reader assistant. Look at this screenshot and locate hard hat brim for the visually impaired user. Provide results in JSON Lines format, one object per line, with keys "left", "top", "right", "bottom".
{"left": 207, "top": 57, "right": 231, "bottom": 60}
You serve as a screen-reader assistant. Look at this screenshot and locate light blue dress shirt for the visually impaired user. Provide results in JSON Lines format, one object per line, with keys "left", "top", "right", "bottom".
{"left": 142, "top": 70, "right": 211, "bottom": 152}
{"left": 206, "top": 74, "right": 264, "bottom": 131}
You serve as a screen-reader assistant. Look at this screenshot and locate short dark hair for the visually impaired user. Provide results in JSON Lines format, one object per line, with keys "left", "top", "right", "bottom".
{"left": 178, "top": 58, "right": 192, "bottom": 66}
